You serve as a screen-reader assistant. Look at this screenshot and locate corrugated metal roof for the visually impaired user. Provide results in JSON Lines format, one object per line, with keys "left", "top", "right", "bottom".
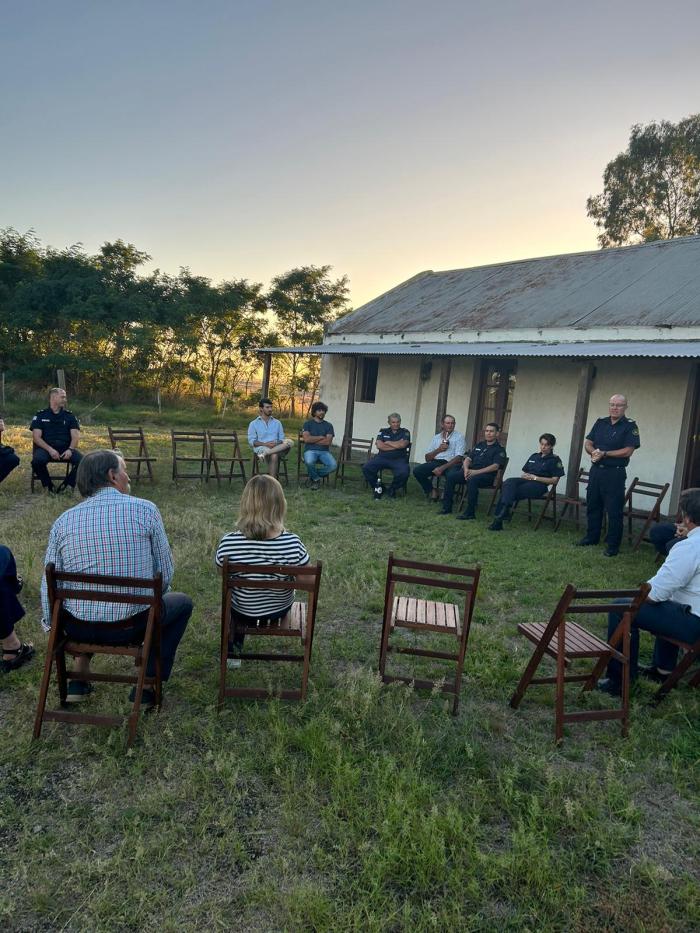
{"left": 329, "top": 236, "right": 700, "bottom": 335}
{"left": 265, "top": 341, "right": 700, "bottom": 358}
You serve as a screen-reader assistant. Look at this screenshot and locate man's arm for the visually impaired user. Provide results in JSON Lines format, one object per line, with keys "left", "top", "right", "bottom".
{"left": 432, "top": 456, "right": 464, "bottom": 476}
{"left": 647, "top": 540, "right": 695, "bottom": 603}
{"left": 32, "top": 428, "right": 60, "bottom": 459}
{"left": 247, "top": 422, "right": 257, "bottom": 447}
{"left": 60, "top": 428, "right": 80, "bottom": 460}
{"left": 425, "top": 435, "right": 448, "bottom": 462}
{"left": 40, "top": 525, "right": 60, "bottom": 623}
{"left": 465, "top": 462, "right": 499, "bottom": 477}
{"left": 591, "top": 445, "right": 635, "bottom": 463}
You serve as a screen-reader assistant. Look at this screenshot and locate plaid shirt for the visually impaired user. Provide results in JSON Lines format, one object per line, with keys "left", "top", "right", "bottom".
{"left": 41, "top": 488, "right": 174, "bottom": 625}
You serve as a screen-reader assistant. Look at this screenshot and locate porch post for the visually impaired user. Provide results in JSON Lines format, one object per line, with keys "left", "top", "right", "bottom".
{"left": 566, "top": 362, "right": 594, "bottom": 498}
{"left": 435, "top": 358, "right": 452, "bottom": 431}
{"left": 343, "top": 355, "right": 358, "bottom": 441}
{"left": 260, "top": 352, "right": 272, "bottom": 398}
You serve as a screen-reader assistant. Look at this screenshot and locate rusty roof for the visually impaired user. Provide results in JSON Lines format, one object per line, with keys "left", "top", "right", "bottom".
{"left": 265, "top": 340, "right": 700, "bottom": 358}
{"left": 329, "top": 236, "right": 700, "bottom": 335}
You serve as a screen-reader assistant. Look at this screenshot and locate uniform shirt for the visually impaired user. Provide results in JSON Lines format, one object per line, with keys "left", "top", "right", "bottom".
{"left": 425, "top": 430, "right": 466, "bottom": 461}
{"left": 215, "top": 530, "right": 310, "bottom": 617}
{"left": 648, "top": 526, "right": 700, "bottom": 616}
{"left": 247, "top": 415, "right": 285, "bottom": 448}
{"left": 30, "top": 407, "right": 80, "bottom": 450}
{"left": 586, "top": 415, "right": 640, "bottom": 468}
{"left": 0, "top": 545, "right": 25, "bottom": 629}
{"left": 465, "top": 441, "right": 507, "bottom": 471}
{"left": 40, "top": 487, "right": 174, "bottom": 625}
{"left": 375, "top": 427, "right": 411, "bottom": 460}
{"left": 302, "top": 419, "right": 335, "bottom": 451}
{"left": 522, "top": 451, "right": 565, "bottom": 478}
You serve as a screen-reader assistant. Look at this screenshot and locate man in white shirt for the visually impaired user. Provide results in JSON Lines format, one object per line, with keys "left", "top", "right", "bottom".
{"left": 600, "top": 488, "right": 700, "bottom": 694}
{"left": 412, "top": 415, "right": 466, "bottom": 500}
{"left": 247, "top": 398, "right": 293, "bottom": 478}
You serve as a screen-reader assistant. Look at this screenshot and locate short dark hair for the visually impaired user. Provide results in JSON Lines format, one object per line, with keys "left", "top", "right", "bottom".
{"left": 539, "top": 433, "right": 556, "bottom": 447}
{"left": 486, "top": 422, "right": 500, "bottom": 432}
{"left": 311, "top": 401, "right": 328, "bottom": 416}
{"left": 679, "top": 489, "right": 700, "bottom": 524}
{"left": 259, "top": 398, "right": 272, "bottom": 408}
{"left": 76, "top": 449, "right": 121, "bottom": 498}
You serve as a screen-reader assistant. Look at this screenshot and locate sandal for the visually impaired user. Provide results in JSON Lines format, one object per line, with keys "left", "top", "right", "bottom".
{"left": 1, "top": 642, "right": 35, "bottom": 673}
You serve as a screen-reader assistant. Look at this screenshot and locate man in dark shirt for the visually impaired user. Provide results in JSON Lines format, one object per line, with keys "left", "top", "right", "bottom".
{"left": 440, "top": 422, "right": 507, "bottom": 518}
{"left": 301, "top": 401, "right": 336, "bottom": 489}
{"left": 0, "top": 418, "right": 20, "bottom": 485}
{"left": 577, "top": 394, "right": 640, "bottom": 557}
{"left": 488, "top": 433, "right": 565, "bottom": 530}
{"left": 362, "top": 413, "right": 411, "bottom": 498}
{"left": 30, "top": 387, "right": 83, "bottom": 492}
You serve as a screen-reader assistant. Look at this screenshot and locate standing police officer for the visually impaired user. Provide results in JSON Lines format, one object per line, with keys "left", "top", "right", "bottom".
{"left": 577, "top": 394, "right": 640, "bottom": 557}
{"left": 30, "top": 387, "right": 83, "bottom": 493}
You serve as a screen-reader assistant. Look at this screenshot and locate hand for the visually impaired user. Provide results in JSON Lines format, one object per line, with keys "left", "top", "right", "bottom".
{"left": 591, "top": 448, "right": 604, "bottom": 463}
{"left": 433, "top": 466, "right": 445, "bottom": 477}
{"left": 60, "top": 449, "right": 73, "bottom": 461}
{"left": 48, "top": 447, "right": 60, "bottom": 460}
{"left": 438, "top": 441, "right": 449, "bottom": 451}
{"left": 675, "top": 524, "right": 688, "bottom": 539}
{"left": 463, "top": 468, "right": 471, "bottom": 480}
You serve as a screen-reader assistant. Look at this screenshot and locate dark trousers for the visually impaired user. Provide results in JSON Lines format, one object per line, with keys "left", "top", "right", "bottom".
{"left": 32, "top": 447, "right": 83, "bottom": 489}
{"left": 649, "top": 522, "right": 680, "bottom": 557}
{"left": 362, "top": 456, "right": 410, "bottom": 492}
{"left": 442, "top": 466, "right": 494, "bottom": 514}
{"left": 606, "top": 599, "right": 700, "bottom": 683}
{"left": 585, "top": 465, "right": 626, "bottom": 549}
{"left": 64, "top": 592, "right": 193, "bottom": 680}
{"left": 496, "top": 478, "right": 546, "bottom": 514}
{"left": 0, "top": 447, "right": 20, "bottom": 484}
{"left": 230, "top": 607, "right": 288, "bottom": 649}
{"left": 412, "top": 459, "right": 448, "bottom": 495}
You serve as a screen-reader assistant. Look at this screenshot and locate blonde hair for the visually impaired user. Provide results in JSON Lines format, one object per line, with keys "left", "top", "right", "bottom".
{"left": 236, "top": 474, "right": 287, "bottom": 540}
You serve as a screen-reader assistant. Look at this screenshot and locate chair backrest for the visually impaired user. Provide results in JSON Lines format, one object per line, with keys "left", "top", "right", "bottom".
{"left": 45, "top": 563, "right": 162, "bottom": 633}
{"left": 108, "top": 426, "right": 146, "bottom": 448}
{"left": 383, "top": 553, "right": 480, "bottom": 635}
{"left": 544, "top": 581, "right": 651, "bottom": 641}
{"left": 207, "top": 430, "right": 242, "bottom": 458}
{"left": 624, "top": 477, "right": 670, "bottom": 514}
{"left": 339, "top": 436, "right": 373, "bottom": 463}
{"left": 221, "top": 558, "right": 322, "bottom": 618}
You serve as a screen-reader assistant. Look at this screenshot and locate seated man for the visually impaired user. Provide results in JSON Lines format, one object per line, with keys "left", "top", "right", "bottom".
{"left": 30, "top": 387, "right": 83, "bottom": 492}
{"left": 247, "top": 397, "right": 293, "bottom": 479}
{"left": 1, "top": 544, "right": 35, "bottom": 673}
{"left": 440, "top": 422, "right": 507, "bottom": 518}
{"left": 362, "top": 413, "right": 411, "bottom": 498}
{"left": 412, "top": 414, "right": 466, "bottom": 500}
{"left": 488, "top": 433, "right": 564, "bottom": 531}
{"left": 647, "top": 491, "right": 699, "bottom": 557}
{"left": 41, "top": 450, "right": 193, "bottom": 706}
{"left": 0, "top": 418, "right": 20, "bottom": 485}
{"left": 599, "top": 488, "right": 700, "bottom": 695}
{"left": 301, "top": 401, "right": 336, "bottom": 490}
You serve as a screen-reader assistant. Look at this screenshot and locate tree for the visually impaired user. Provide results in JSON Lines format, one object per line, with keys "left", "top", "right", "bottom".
{"left": 267, "top": 266, "right": 350, "bottom": 415}
{"left": 587, "top": 115, "right": 700, "bottom": 247}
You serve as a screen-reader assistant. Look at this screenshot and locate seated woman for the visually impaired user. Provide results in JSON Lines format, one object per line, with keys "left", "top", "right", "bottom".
{"left": 215, "top": 474, "right": 310, "bottom": 666}
{"left": 488, "top": 433, "right": 565, "bottom": 531}
{"left": 1, "top": 544, "right": 35, "bottom": 673}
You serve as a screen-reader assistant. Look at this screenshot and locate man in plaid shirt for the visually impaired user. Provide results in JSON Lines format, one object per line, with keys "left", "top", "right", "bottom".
{"left": 41, "top": 449, "right": 192, "bottom": 705}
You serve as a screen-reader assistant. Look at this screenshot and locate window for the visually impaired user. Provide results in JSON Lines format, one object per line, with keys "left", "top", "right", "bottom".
{"left": 357, "top": 357, "right": 378, "bottom": 403}
{"left": 475, "top": 361, "right": 517, "bottom": 445}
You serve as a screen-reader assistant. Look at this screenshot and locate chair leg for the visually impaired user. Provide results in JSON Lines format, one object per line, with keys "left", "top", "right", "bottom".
{"left": 452, "top": 631, "right": 468, "bottom": 716}
{"left": 56, "top": 648, "right": 68, "bottom": 705}
{"left": 378, "top": 612, "right": 392, "bottom": 679}
{"left": 219, "top": 605, "right": 232, "bottom": 711}
{"left": 654, "top": 648, "right": 700, "bottom": 701}
{"left": 555, "top": 624, "right": 566, "bottom": 743}
{"left": 33, "top": 638, "right": 58, "bottom": 739}
{"left": 510, "top": 640, "right": 549, "bottom": 708}
{"left": 621, "top": 625, "right": 631, "bottom": 737}
{"left": 300, "top": 630, "right": 312, "bottom": 701}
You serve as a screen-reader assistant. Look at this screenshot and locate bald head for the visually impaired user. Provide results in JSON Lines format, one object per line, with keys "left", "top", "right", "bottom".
{"left": 608, "top": 394, "right": 628, "bottom": 423}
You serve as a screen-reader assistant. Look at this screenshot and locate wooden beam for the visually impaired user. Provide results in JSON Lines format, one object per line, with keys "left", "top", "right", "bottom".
{"left": 435, "top": 358, "right": 452, "bottom": 431}
{"left": 566, "top": 362, "right": 594, "bottom": 498}
{"left": 260, "top": 353, "right": 272, "bottom": 398}
{"left": 343, "top": 356, "right": 358, "bottom": 441}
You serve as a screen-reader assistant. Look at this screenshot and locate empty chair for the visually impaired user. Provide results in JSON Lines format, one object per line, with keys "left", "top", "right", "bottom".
{"left": 334, "top": 436, "right": 374, "bottom": 488}
{"left": 623, "top": 477, "right": 670, "bottom": 550}
{"left": 554, "top": 468, "right": 591, "bottom": 532}
{"left": 171, "top": 431, "right": 210, "bottom": 483}
{"left": 108, "top": 426, "right": 157, "bottom": 482}
{"left": 207, "top": 430, "right": 248, "bottom": 486}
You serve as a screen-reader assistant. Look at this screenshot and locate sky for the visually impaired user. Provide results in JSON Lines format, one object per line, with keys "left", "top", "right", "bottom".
{"left": 2, "top": 0, "right": 699, "bottom": 309}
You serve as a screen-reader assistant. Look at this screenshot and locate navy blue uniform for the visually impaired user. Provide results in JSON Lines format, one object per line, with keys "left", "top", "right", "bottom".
{"left": 30, "top": 407, "right": 83, "bottom": 489}
{"left": 495, "top": 451, "right": 565, "bottom": 515}
{"left": 0, "top": 545, "right": 25, "bottom": 638}
{"left": 584, "top": 415, "right": 640, "bottom": 551}
{"left": 0, "top": 437, "right": 20, "bottom": 485}
{"left": 362, "top": 427, "right": 412, "bottom": 494}
{"left": 442, "top": 441, "right": 507, "bottom": 515}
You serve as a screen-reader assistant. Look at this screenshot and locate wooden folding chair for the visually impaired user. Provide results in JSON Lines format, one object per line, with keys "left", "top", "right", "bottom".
{"left": 623, "top": 477, "right": 670, "bottom": 550}
{"left": 296, "top": 430, "right": 330, "bottom": 487}
{"left": 378, "top": 553, "right": 480, "bottom": 715}
{"left": 554, "top": 468, "right": 591, "bottom": 532}
{"left": 218, "top": 558, "right": 322, "bottom": 707}
{"left": 171, "top": 431, "right": 210, "bottom": 483}
{"left": 108, "top": 426, "right": 157, "bottom": 482}
{"left": 455, "top": 459, "right": 509, "bottom": 515}
{"left": 652, "top": 632, "right": 700, "bottom": 702}
{"left": 30, "top": 446, "right": 70, "bottom": 493}
{"left": 334, "top": 436, "right": 374, "bottom": 488}
{"left": 511, "top": 478, "right": 560, "bottom": 530}
{"left": 207, "top": 430, "right": 248, "bottom": 486}
{"left": 510, "top": 582, "right": 650, "bottom": 742}
{"left": 33, "top": 564, "right": 163, "bottom": 748}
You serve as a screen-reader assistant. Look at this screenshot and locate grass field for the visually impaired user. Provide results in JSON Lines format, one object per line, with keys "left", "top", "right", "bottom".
{"left": 1, "top": 414, "right": 698, "bottom": 932}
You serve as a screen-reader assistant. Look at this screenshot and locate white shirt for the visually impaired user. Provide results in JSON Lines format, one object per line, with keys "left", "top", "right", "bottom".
{"left": 425, "top": 431, "right": 466, "bottom": 462}
{"left": 648, "top": 526, "right": 700, "bottom": 616}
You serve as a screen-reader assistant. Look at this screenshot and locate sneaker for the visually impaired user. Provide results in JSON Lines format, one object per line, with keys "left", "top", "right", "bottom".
{"left": 128, "top": 686, "right": 157, "bottom": 710}
{"left": 595, "top": 678, "right": 622, "bottom": 697}
{"left": 640, "top": 665, "right": 667, "bottom": 683}
{"left": 66, "top": 681, "right": 94, "bottom": 703}
{"left": 456, "top": 512, "right": 475, "bottom": 521}
{"left": 311, "top": 479, "right": 321, "bottom": 491}
{"left": 226, "top": 657, "right": 242, "bottom": 669}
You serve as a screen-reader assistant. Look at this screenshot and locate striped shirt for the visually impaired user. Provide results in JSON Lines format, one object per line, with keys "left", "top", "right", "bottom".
{"left": 41, "top": 487, "right": 174, "bottom": 625}
{"left": 215, "top": 530, "right": 309, "bottom": 617}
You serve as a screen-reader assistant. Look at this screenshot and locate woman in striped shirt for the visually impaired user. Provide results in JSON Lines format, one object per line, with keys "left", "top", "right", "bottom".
{"left": 215, "top": 475, "right": 310, "bottom": 661}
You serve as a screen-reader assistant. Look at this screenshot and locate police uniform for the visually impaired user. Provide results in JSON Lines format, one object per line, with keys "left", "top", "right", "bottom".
{"left": 494, "top": 451, "right": 565, "bottom": 519}
{"left": 362, "top": 426, "right": 412, "bottom": 495}
{"left": 441, "top": 440, "right": 507, "bottom": 515}
{"left": 30, "top": 407, "right": 83, "bottom": 489}
{"left": 0, "top": 433, "right": 20, "bottom": 485}
{"left": 583, "top": 415, "right": 640, "bottom": 551}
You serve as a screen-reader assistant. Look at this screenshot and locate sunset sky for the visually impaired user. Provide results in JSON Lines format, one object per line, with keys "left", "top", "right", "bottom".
{"left": 3, "top": 0, "right": 699, "bottom": 308}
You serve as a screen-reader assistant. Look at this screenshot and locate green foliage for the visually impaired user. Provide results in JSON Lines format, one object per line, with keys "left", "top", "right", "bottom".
{"left": 587, "top": 114, "right": 700, "bottom": 247}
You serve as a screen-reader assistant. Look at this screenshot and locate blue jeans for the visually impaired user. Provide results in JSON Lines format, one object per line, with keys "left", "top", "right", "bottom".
{"left": 304, "top": 450, "right": 337, "bottom": 481}
{"left": 606, "top": 598, "right": 700, "bottom": 683}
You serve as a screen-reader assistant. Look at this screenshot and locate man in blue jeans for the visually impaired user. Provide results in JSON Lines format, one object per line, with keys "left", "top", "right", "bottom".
{"left": 301, "top": 401, "right": 336, "bottom": 490}
{"left": 599, "top": 488, "right": 700, "bottom": 695}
